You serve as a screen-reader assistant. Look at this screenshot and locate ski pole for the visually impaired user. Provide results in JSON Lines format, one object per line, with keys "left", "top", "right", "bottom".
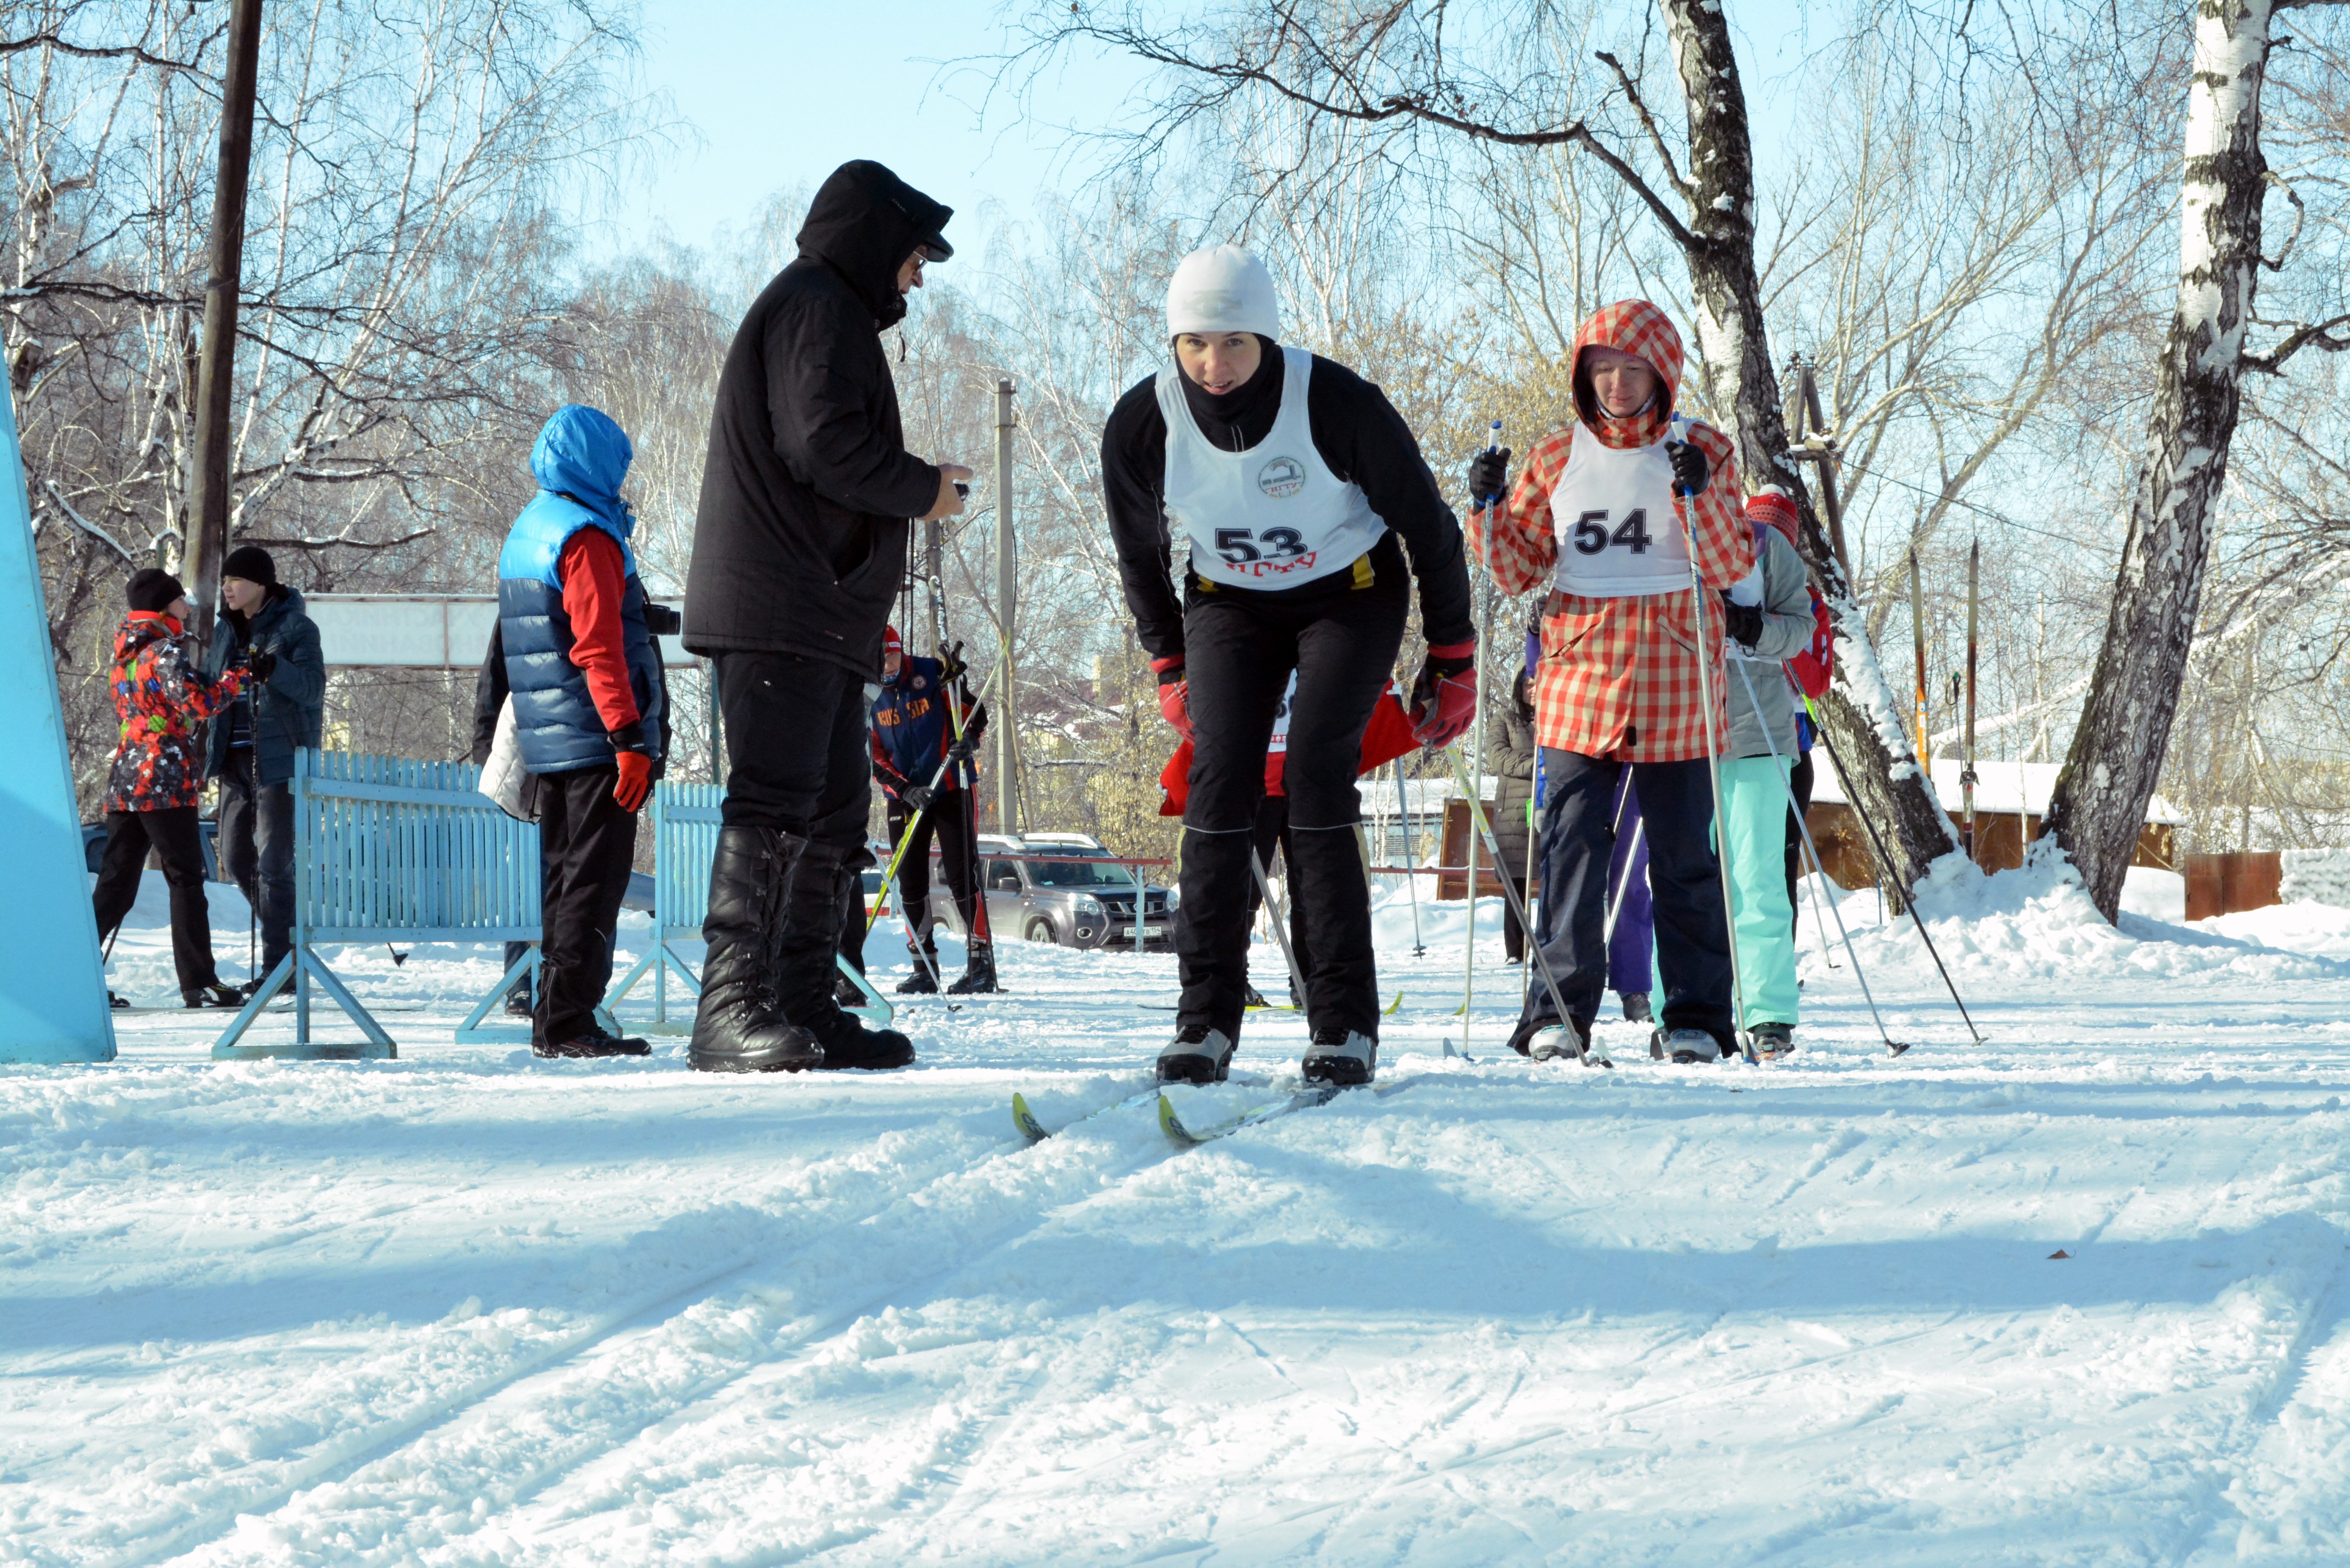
{"left": 1664, "top": 446, "right": 1755, "bottom": 1062}
{"left": 1249, "top": 847, "right": 1309, "bottom": 1006}
{"left": 1453, "top": 424, "right": 1504, "bottom": 1036}
{"left": 1449, "top": 750, "right": 1605, "bottom": 1066}
{"left": 1394, "top": 759, "right": 1425, "bottom": 956}
{"left": 1799, "top": 690, "right": 1984, "bottom": 1044}
{"left": 1730, "top": 657, "right": 1907, "bottom": 1055}
{"left": 1603, "top": 816, "right": 1646, "bottom": 947}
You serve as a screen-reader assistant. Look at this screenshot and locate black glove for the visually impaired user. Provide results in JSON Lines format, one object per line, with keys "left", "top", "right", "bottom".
{"left": 1719, "top": 593, "right": 1762, "bottom": 650}
{"left": 1667, "top": 439, "right": 1709, "bottom": 497}
{"left": 903, "top": 783, "right": 936, "bottom": 813}
{"left": 963, "top": 700, "right": 989, "bottom": 745}
{"left": 938, "top": 641, "right": 967, "bottom": 684}
{"left": 946, "top": 734, "right": 976, "bottom": 765}
{"left": 1467, "top": 447, "right": 1512, "bottom": 508}
{"left": 246, "top": 648, "right": 276, "bottom": 682}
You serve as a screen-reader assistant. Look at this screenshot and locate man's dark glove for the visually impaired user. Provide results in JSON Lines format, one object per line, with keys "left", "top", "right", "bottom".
{"left": 903, "top": 783, "right": 936, "bottom": 813}
{"left": 962, "top": 699, "right": 989, "bottom": 745}
{"left": 1666, "top": 439, "right": 1709, "bottom": 497}
{"left": 246, "top": 648, "right": 276, "bottom": 682}
{"left": 1719, "top": 594, "right": 1762, "bottom": 650}
{"left": 938, "top": 641, "right": 967, "bottom": 684}
{"left": 1467, "top": 447, "right": 1512, "bottom": 508}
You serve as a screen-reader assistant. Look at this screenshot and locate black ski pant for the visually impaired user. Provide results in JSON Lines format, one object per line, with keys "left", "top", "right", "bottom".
{"left": 1243, "top": 792, "right": 1310, "bottom": 984}
{"left": 91, "top": 804, "right": 221, "bottom": 997}
{"left": 715, "top": 651, "right": 872, "bottom": 849}
{"left": 1784, "top": 751, "right": 1815, "bottom": 938}
{"left": 533, "top": 767, "right": 639, "bottom": 1047}
{"left": 1512, "top": 750, "right": 1735, "bottom": 1054}
{"left": 891, "top": 786, "right": 984, "bottom": 951}
{"left": 216, "top": 749, "right": 294, "bottom": 981}
{"left": 1176, "top": 558, "right": 1404, "bottom": 1041}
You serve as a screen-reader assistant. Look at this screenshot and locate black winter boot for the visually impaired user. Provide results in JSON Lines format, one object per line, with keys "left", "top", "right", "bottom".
{"left": 777, "top": 838, "right": 915, "bottom": 1070}
{"left": 689, "top": 826, "right": 821, "bottom": 1073}
{"left": 946, "top": 939, "right": 998, "bottom": 994}
{"left": 895, "top": 960, "right": 940, "bottom": 994}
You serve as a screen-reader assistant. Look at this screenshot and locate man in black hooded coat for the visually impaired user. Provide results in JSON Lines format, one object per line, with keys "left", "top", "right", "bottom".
{"left": 684, "top": 158, "right": 970, "bottom": 1074}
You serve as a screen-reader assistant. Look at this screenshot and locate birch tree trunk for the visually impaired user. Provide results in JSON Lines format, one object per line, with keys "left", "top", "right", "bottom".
{"left": 1664, "top": 1, "right": 1959, "bottom": 888}
{"left": 2039, "top": 0, "right": 2279, "bottom": 919}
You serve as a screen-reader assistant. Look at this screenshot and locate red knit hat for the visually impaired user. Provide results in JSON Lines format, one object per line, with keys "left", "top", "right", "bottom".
{"left": 882, "top": 624, "right": 903, "bottom": 656}
{"left": 1745, "top": 486, "right": 1801, "bottom": 545}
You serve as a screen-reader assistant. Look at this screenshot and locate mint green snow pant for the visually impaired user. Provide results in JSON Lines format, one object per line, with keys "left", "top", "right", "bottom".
{"left": 1720, "top": 756, "right": 1799, "bottom": 1026}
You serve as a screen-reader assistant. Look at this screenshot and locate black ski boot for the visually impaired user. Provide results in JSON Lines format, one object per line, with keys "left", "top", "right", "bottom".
{"left": 1621, "top": 991, "right": 1653, "bottom": 1023}
{"left": 689, "top": 826, "right": 822, "bottom": 1073}
{"left": 1156, "top": 1025, "right": 1237, "bottom": 1085}
{"left": 896, "top": 960, "right": 939, "bottom": 994}
{"left": 946, "top": 939, "right": 998, "bottom": 994}
{"left": 183, "top": 983, "right": 242, "bottom": 1009}
{"left": 835, "top": 970, "right": 868, "bottom": 1005}
{"left": 1241, "top": 981, "right": 1270, "bottom": 1010}
{"left": 1301, "top": 1028, "right": 1377, "bottom": 1086}
{"left": 535, "top": 1029, "right": 651, "bottom": 1059}
{"left": 778, "top": 839, "right": 915, "bottom": 1071}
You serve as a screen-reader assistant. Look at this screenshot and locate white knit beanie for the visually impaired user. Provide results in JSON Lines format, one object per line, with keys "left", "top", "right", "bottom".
{"left": 1166, "top": 245, "right": 1280, "bottom": 339}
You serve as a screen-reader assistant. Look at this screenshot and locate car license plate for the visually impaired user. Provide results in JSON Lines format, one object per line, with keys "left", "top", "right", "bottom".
{"left": 1143, "top": 925, "right": 1165, "bottom": 938}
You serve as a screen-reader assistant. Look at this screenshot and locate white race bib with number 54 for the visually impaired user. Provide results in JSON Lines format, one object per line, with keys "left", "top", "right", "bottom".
{"left": 1549, "top": 413, "right": 1695, "bottom": 598}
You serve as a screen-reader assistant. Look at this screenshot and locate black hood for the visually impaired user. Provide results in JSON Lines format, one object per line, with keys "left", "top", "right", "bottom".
{"left": 796, "top": 159, "right": 953, "bottom": 331}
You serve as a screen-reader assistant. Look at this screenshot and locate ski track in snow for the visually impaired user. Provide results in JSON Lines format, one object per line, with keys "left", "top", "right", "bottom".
{"left": 8, "top": 868, "right": 2350, "bottom": 1564}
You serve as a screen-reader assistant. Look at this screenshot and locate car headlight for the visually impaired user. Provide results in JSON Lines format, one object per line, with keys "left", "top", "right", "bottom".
{"left": 1161, "top": 888, "right": 1179, "bottom": 911}
{"left": 1077, "top": 897, "right": 1104, "bottom": 917}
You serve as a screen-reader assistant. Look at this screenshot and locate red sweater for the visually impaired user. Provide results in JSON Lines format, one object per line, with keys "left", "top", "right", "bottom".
{"left": 559, "top": 529, "right": 640, "bottom": 733}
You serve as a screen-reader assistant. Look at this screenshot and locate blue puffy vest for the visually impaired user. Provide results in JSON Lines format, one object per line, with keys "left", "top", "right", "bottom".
{"left": 497, "top": 406, "right": 665, "bottom": 775}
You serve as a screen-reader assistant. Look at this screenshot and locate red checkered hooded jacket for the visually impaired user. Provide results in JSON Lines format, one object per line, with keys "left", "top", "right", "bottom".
{"left": 1466, "top": 301, "right": 1753, "bottom": 764}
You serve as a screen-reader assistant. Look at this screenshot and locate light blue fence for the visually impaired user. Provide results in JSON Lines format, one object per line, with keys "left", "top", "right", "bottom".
{"left": 214, "top": 750, "right": 542, "bottom": 1059}
{"left": 605, "top": 780, "right": 891, "bottom": 1031}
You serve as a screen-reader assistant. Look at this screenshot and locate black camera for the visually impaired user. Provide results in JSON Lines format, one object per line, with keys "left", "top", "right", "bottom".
{"left": 642, "top": 602, "right": 683, "bottom": 636}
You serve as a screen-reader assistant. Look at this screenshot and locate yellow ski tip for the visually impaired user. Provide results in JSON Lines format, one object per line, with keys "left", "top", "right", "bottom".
{"left": 1012, "top": 1091, "right": 1050, "bottom": 1143}
{"left": 1383, "top": 991, "right": 1403, "bottom": 1016}
{"left": 1156, "top": 1091, "right": 1200, "bottom": 1145}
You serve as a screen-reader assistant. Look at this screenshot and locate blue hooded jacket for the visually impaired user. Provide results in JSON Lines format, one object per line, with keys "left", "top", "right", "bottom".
{"left": 497, "top": 406, "right": 665, "bottom": 774}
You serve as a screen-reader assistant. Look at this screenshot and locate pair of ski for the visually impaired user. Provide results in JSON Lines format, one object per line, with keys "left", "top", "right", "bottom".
{"left": 1012, "top": 1078, "right": 1405, "bottom": 1148}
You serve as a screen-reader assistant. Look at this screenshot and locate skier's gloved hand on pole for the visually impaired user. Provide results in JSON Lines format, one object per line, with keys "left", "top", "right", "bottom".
{"left": 938, "top": 641, "right": 967, "bottom": 684}
{"left": 1153, "top": 656, "right": 1194, "bottom": 741}
{"left": 1718, "top": 592, "right": 1764, "bottom": 650}
{"left": 1666, "top": 437, "right": 1708, "bottom": 497}
{"left": 1409, "top": 639, "right": 1478, "bottom": 747}
{"left": 902, "top": 782, "right": 935, "bottom": 813}
{"left": 1467, "top": 447, "right": 1512, "bottom": 510}
{"left": 246, "top": 648, "right": 277, "bottom": 683}
{"left": 961, "top": 698, "right": 988, "bottom": 745}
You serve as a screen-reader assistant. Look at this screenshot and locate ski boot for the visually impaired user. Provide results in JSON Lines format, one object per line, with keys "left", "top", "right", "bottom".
{"left": 1156, "top": 1025, "right": 1237, "bottom": 1085}
{"left": 1522, "top": 1020, "right": 1585, "bottom": 1063}
{"left": 1620, "top": 991, "right": 1653, "bottom": 1023}
{"left": 183, "top": 983, "right": 243, "bottom": 1009}
{"left": 503, "top": 986, "right": 535, "bottom": 1020}
{"left": 1241, "top": 981, "right": 1270, "bottom": 1010}
{"left": 947, "top": 939, "right": 999, "bottom": 994}
{"left": 1652, "top": 1028, "right": 1723, "bottom": 1064}
{"left": 1750, "top": 1022, "right": 1795, "bottom": 1059}
{"left": 534, "top": 1029, "right": 651, "bottom": 1059}
{"left": 895, "top": 963, "right": 939, "bottom": 995}
{"left": 1301, "top": 1028, "right": 1377, "bottom": 1086}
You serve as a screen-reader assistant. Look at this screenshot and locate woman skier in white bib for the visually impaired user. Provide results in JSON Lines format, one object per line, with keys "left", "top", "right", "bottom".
{"left": 1467, "top": 299, "right": 1755, "bottom": 1064}
{"left": 1103, "top": 245, "right": 1477, "bottom": 1086}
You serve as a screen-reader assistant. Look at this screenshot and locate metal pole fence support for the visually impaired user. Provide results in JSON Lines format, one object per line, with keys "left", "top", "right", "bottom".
{"left": 182, "top": 0, "right": 264, "bottom": 653}
{"left": 994, "top": 378, "right": 1018, "bottom": 836}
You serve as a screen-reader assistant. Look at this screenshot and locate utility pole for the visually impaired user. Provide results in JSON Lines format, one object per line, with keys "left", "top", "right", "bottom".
{"left": 1908, "top": 547, "right": 1929, "bottom": 766}
{"left": 181, "top": 0, "right": 265, "bottom": 652}
{"left": 994, "top": 378, "right": 1018, "bottom": 835}
{"left": 1963, "top": 540, "right": 1980, "bottom": 862}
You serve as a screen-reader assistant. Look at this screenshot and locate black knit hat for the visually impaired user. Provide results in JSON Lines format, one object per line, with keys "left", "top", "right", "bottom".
{"left": 126, "top": 568, "right": 185, "bottom": 614}
{"left": 221, "top": 544, "right": 277, "bottom": 586}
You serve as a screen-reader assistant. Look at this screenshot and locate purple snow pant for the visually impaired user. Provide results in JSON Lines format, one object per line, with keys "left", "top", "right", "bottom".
{"left": 1607, "top": 770, "right": 1654, "bottom": 995}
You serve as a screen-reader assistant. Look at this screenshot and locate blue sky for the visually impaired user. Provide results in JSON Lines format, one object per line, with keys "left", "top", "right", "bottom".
{"left": 581, "top": 1, "right": 1833, "bottom": 258}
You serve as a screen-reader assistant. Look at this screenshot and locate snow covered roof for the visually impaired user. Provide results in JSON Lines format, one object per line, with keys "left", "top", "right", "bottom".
{"left": 1809, "top": 758, "right": 2185, "bottom": 826}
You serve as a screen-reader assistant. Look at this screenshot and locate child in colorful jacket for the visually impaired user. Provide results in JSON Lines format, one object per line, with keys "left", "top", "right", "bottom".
{"left": 90, "top": 568, "right": 248, "bottom": 1007}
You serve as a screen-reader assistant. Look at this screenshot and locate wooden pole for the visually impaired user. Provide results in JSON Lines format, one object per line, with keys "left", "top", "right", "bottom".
{"left": 993, "top": 378, "right": 1017, "bottom": 835}
{"left": 182, "top": 0, "right": 264, "bottom": 652}
{"left": 1797, "top": 362, "right": 1853, "bottom": 580}
{"left": 1908, "top": 546, "right": 1929, "bottom": 765}
{"left": 1963, "top": 539, "right": 1980, "bottom": 862}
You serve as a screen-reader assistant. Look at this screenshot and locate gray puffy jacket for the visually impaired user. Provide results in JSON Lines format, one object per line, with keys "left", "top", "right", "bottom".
{"left": 1725, "top": 525, "right": 1814, "bottom": 760}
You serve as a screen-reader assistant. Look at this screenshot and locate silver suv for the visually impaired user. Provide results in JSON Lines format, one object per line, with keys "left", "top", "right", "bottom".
{"left": 932, "top": 833, "right": 1177, "bottom": 951}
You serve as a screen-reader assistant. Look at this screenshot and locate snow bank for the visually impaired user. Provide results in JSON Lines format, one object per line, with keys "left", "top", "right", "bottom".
{"left": 1839, "top": 850, "right": 2345, "bottom": 984}
{"left": 2282, "top": 849, "right": 2350, "bottom": 909}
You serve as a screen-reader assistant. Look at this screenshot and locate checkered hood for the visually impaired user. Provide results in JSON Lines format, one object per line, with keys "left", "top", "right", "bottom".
{"left": 1571, "top": 299, "right": 1685, "bottom": 451}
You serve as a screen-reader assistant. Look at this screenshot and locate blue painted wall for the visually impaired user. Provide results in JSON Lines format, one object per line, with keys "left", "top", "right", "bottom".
{"left": 0, "top": 384, "right": 116, "bottom": 1062}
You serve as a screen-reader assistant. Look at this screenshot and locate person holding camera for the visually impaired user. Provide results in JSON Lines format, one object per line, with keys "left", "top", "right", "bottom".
{"left": 201, "top": 546, "right": 323, "bottom": 994}
{"left": 684, "top": 158, "right": 967, "bottom": 1074}
{"left": 91, "top": 569, "right": 247, "bottom": 1007}
{"left": 496, "top": 403, "right": 666, "bottom": 1060}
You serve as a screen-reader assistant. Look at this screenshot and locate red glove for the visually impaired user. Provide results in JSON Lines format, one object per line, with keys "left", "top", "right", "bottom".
{"left": 1409, "top": 640, "right": 1478, "bottom": 747}
{"left": 614, "top": 750, "right": 653, "bottom": 813}
{"left": 1153, "top": 656, "right": 1194, "bottom": 741}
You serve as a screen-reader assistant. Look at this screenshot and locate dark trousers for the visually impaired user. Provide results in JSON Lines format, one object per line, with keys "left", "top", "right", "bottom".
{"left": 534, "top": 767, "right": 639, "bottom": 1045}
{"left": 892, "top": 786, "right": 984, "bottom": 948}
{"left": 1177, "top": 560, "right": 1406, "bottom": 1039}
{"left": 216, "top": 750, "right": 294, "bottom": 979}
{"left": 1243, "top": 792, "right": 1310, "bottom": 979}
{"left": 1514, "top": 750, "right": 1734, "bottom": 1053}
{"left": 92, "top": 805, "right": 220, "bottom": 996}
{"left": 716, "top": 650, "right": 872, "bottom": 848}
{"left": 1785, "top": 751, "right": 1815, "bottom": 937}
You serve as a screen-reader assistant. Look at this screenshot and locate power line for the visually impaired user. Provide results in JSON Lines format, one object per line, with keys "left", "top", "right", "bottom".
{"left": 1808, "top": 454, "right": 2121, "bottom": 556}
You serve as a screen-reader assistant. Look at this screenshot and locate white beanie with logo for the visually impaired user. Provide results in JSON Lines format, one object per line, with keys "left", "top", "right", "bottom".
{"left": 1166, "top": 245, "right": 1281, "bottom": 339}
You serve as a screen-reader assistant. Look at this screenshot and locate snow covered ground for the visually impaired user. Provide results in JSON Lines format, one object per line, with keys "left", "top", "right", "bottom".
{"left": 8, "top": 861, "right": 2350, "bottom": 1565}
